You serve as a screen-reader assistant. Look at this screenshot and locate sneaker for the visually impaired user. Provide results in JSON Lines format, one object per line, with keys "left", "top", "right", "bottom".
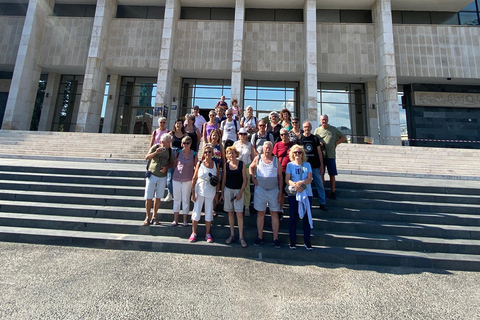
{"left": 245, "top": 207, "right": 250, "bottom": 217}
{"left": 253, "top": 238, "right": 264, "bottom": 246}
{"left": 330, "top": 192, "right": 336, "bottom": 200}
{"left": 289, "top": 244, "right": 297, "bottom": 250}
{"left": 320, "top": 205, "right": 328, "bottom": 211}
{"left": 163, "top": 193, "right": 173, "bottom": 202}
{"left": 273, "top": 239, "right": 281, "bottom": 249}
{"left": 279, "top": 210, "right": 284, "bottom": 220}
{"left": 205, "top": 234, "right": 213, "bottom": 243}
{"left": 189, "top": 233, "right": 197, "bottom": 242}
{"left": 304, "top": 243, "right": 313, "bottom": 251}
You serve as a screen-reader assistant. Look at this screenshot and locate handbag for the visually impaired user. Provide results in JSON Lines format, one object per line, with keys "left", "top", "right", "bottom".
{"left": 208, "top": 173, "right": 219, "bottom": 186}
{"left": 284, "top": 163, "right": 304, "bottom": 196}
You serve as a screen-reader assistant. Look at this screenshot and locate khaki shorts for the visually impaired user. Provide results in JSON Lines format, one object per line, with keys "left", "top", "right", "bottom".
{"left": 223, "top": 187, "right": 244, "bottom": 213}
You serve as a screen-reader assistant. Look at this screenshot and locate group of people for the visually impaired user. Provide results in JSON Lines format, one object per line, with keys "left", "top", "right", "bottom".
{"left": 143, "top": 97, "right": 346, "bottom": 250}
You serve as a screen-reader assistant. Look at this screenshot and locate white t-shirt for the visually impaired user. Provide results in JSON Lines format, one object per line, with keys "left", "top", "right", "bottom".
{"left": 221, "top": 119, "right": 240, "bottom": 142}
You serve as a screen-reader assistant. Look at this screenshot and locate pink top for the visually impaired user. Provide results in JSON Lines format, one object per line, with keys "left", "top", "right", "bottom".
{"left": 172, "top": 149, "right": 196, "bottom": 182}
{"left": 154, "top": 129, "right": 169, "bottom": 145}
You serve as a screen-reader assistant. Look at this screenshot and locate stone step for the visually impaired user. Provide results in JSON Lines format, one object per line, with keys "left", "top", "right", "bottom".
{"left": 0, "top": 225, "right": 479, "bottom": 271}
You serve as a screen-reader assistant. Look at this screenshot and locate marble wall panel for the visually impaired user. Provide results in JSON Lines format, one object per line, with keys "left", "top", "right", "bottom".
{"left": 0, "top": 17, "right": 25, "bottom": 65}
{"left": 394, "top": 25, "right": 480, "bottom": 79}
{"left": 317, "top": 23, "right": 376, "bottom": 75}
{"left": 244, "top": 22, "right": 303, "bottom": 73}
{"left": 106, "top": 19, "right": 163, "bottom": 69}
{"left": 40, "top": 17, "right": 93, "bottom": 67}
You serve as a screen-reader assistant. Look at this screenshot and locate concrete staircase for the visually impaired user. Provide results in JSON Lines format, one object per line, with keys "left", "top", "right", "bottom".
{"left": 1, "top": 129, "right": 480, "bottom": 270}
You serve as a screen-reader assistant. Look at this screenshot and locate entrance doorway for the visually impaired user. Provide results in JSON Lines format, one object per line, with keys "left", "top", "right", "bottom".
{"left": 52, "top": 75, "right": 83, "bottom": 132}
{"left": 0, "top": 92, "right": 7, "bottom": 127}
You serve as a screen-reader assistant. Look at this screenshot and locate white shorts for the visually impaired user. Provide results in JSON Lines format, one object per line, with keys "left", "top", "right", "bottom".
{"left": 223, "top": 187, "right": 244, "bottom": 213}
{"left": 144, "top": 175, "right": 167, "bottom": 200}
{"left": 191, "top": 195, "right": 214, "bottom": 222}
{"left": 253, "top": 185, "right": 280, "bottom": 212}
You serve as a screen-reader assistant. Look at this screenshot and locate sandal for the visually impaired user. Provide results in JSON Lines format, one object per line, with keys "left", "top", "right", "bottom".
{"left": 150, "top": 218, "right": 160, "bottom": 225}
{"left": 226, "top": 235, "right": 235, "bottom": 244}
{"left": 181, "top": 221, "right": 188, "bottom": 227}
{"left": 171, "top": 221, "right": 178, "bottom": 227}
{"left": 142, "top": 219, "right": 150, "bottom": 226}
{"left": 240, "top": 238, "right": 247, "bottom": 248}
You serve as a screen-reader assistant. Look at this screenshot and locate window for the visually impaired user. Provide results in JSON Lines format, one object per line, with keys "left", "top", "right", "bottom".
{"left": 116, "top": 6, "right": 165, "bottom": 19}
{"left": 53, "top": 4, "right": 96, "bottom": 17}
{"left": 317, "top": 83, "right": 367, "bottom": 144}
{"left": 245, "top": 9, "right": 303, "bottom": 22}
{"left": 244, "top": 80, "right": 299, "bottom": 121}
{"left": 181, "top": 78, "right": 231, "bottom": 117}
{"left": 180, "top": 7, "right": 235, "bottom": 20}
{"left": 398, "top": 86, "right": 408, "bottom": 143}
{"left": 317, "top": 10, "right": 372, "bottom": 23}
{"left": 0, "top": 3, "right": 28, "bottom": 16}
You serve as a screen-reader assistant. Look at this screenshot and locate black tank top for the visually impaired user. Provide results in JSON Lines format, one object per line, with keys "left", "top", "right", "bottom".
{"left": 225, "top": 161, "right": 244, "bottom": 189}
{"left": 186, "top": 127, "right": 198, "bottom": 152}
{"left": 172, "top": 134, "right": 183, "bottom": 149}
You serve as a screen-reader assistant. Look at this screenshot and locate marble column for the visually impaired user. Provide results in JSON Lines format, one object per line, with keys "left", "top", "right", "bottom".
{"left": 102, "top": 74, "right": 121, "bottom": 133}
{"left": 76, "top": 0, "right": 116, "bottom": 133}
{"left": 372, "top": 0, "right": 401, "bottom": 145}
{"left": 156, "top": 0, "right": 180, "bottom": 124}
{"left": 2, "top": 0, "right": 54, "bottom": 130}
{"left": 304, "top": 0, "right": 318, "bottom": 128}
{"left": 231, "top": 0, "right": 245, "bottom": 107}
{"left": 38, "top": 72, "right": 60, "bottom": 131}
{"left": 365, "top": 81, "right": 380, "bottom": 144}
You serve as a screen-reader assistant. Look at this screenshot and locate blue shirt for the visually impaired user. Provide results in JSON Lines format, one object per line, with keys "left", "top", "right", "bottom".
{"left": 286, "top": 162, "right": 313, "bottom": 196}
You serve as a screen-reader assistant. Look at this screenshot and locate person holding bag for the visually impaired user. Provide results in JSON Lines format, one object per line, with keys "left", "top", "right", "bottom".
{"left": 285, "top": 145, "right": 314, "bottom": 250}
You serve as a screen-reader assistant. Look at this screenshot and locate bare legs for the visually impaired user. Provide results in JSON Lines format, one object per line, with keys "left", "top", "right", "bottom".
{"left": 228, "top": 211, "right": 244, "bottom": 239}
{"left": 256, "top": 210, "right": 279, "bottom": 240}
{"left": 144, "top": 197, "right": 161, "bottom": 225}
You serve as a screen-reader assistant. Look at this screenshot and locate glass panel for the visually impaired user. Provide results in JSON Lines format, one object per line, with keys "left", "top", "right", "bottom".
{"left": 85, "top": 5, "right": 96, "bottom": 17}
{"left": 181, "top": 7, "right": 210, "bottom": 20}
{"left": 431, "top": 12, "right": 459, "bottom": 25}
{"left": 244, "top": 80, "right": 257, "bottom": 89}
{"left": 275, "top": 9, "right": 303, "bottom": 22}
{"left": 256, "top": 100, "right": 288, "bottom": 111}
{"left": 402, "top": 11, "right": 431, "bottom": 24}
{"left": 459, "top": 12, "right": 479, "bottom": 25}
{"left": 192, "top": 98, "right": 218, "bottom": 110}
{"left": 243, "top": 100, "right": 257, "bottom": 109}
{"left": 317, "top": 9, "right": 340, "bottom": 23}
{"left": 4, "top": 3, "right": 28, "bottom": 16}
{"left": 322, "top": 92, "right": 349, "bottom": 104}
{"left": 195, "top": 79, "right": 225, "bottom": 87}
{"left": 192, "top": 87, "right": 223, "bottom": 98}
{"left": 392, "top": 11, "right": 402, "bottom": 24}
{"left": 257, "top": 91, "right": 285, "bottom": 101}
{"left": 147, "top": 6, "right": 165, "bottom": 19}
{"left": 320, "top": 103, "right": 351, "bottom": 130}
{"left": 461, "top": 1, "right": 478, "bottom": 11}
{"left": 116, "top": 6, "right": 147, "bottom": 19}
{"left": 210, "top": 8, "right": 235, "bottom": 21}
{"left": 245, "top": 9, "right": 275, "bottom": 21}
{"left": 320, "top": 82, "right": 350, "bottom": 92}
{"left": 222, "top": 88, "right": 231, "bottom": 99}
{"left": 257, "top": 81, "right": 286, "bottom": 90}
{"left": 340, "top": 10, "right": 372, "bottom": 23}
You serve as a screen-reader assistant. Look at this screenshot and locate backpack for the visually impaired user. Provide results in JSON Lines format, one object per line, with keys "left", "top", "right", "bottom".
{"left": 252, "top": 131, "right": 273, "bottom": 149}
{"left": 221, "top": 119, "right": 239, "bottom": 135}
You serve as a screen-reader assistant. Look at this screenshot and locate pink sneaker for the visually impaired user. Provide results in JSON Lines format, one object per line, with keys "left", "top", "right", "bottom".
{"left": 205, "top": 234, "right": 213, "bottom": 243}
{"left": 189, "top": 233, "right": 197, "bottom": 242}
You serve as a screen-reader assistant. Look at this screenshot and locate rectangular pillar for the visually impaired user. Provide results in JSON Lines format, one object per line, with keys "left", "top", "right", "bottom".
{"left": 102, "top": 74, "right": 120, "bottom": 133}
{"left": 304, "top": 0, "right": 318, "bottom": 128}
{"left": 2, "top": 0, "right": 54, "bottom": 130}
{"left": 156, "top": 0, "right": 180, "bottom": 124}
{"left": 231, "top": 0, "right": 245, "bottom": 106}
{"left": 372, "top": 0, "right": 401, "bottom": 145}
{"left": 76, "top": 0, "right": 116, "bottom": 133}
{"left": 365, "top": 81, "right": 380, "bottom": 144}
{"left": 38, "top": 72, "right": 60, "bottom": 131}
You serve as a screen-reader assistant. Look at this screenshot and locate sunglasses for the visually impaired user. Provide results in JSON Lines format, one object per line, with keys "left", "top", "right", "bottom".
{"left": 280, "top": 133, "right": 288, "bottom": 136}
{"left": 239, "top": 133, "right": 247, "bottom": 135}
{"left": 182, "top": 142, "right": 191, "bottom": 145}
{"left": 259, "top": 124, "right": 266, "bottom": 127}
{"left": 293, "top": 151, "right": 303, "bottom": 154}
{"left": 292, "top": 121, "right": 298, "bottom": 124}
{"left": 204, "top": 151, "right": 212, "bottom": 154}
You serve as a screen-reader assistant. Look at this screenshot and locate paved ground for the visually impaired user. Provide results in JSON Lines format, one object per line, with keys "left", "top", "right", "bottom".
{"left": 0, "top": 242, "right": 479, "bottom": 320}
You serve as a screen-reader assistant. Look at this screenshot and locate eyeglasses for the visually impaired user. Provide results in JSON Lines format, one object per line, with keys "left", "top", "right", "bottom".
{"left": 239, "top": 133, "right": 247, "bottom": 135}
{"left": 291, "top": 121, "right": 298, "bottom": 124}
{"left": 209, "top": 114, "right": 215, "bottom": 117}
{"left": 259, "top": 124, "right": 266, "bottom": 127}
{"left": 280, "top": 133, "right": 288, "bottom": 136}
{"left": 182, "top": 142, "right": 191, "bottom": 145}
{"left": 293, "top": 151, "right": 303, "bottom": 155}
{"left": 204, "top": 150, "right": 212, "bottom": 154}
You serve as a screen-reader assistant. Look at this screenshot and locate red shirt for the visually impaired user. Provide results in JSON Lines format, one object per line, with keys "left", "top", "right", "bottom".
{"left": 273, "top": 141, "right": 292, "bottom": 173}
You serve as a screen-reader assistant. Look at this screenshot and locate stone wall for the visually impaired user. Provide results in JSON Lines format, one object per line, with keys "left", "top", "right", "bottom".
{"left": 0, "top": 17, "right": 25, "bottom": 66}
{"left": 40, "top": 17, "right": 92, "bottom": 68}
{"left": 244, "top": 22, "right": 303, "bottom": 73}
{"left": 174, "top": 20, "right": 234, "bottom": 71}
{"left": 106, "top": 19, "right": 163, "bottom": 69}
{"left": 317, "top": 23, "right": 376, "bottom": 75}
{"left": 394, "top": 25, "right": 480, "bottom": 79}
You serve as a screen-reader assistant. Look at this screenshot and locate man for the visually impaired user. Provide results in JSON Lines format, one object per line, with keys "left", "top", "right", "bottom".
{"left": 314, "top": 114, "right": 346, "bottom": 200}
{"left": 192, "top": 105, "right": 206, "bottom": 131}
{"left": 249, "top": 141, "right": 283, "bottom": 248}
{"left": 220, "top": 109, "right": 240, "bottom": 148}
{"left": 297, "top": 121, "right": 328, "bottom": 210}
{"left": 216, "top": 95, "right": 228, "bottom": 111}
{"left": 251, "top": 119, "right": 274, "bottom": 156}
{"left": 215, "top": 106, "right": 226, "bottom": 124}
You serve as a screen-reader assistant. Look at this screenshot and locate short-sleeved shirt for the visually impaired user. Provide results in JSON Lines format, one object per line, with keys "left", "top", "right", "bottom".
{"left": 297, "top": 134, "right": 321, "bottom": 169}
{"left": 220, "top": 119, "right": 240, "bottom": 142}
{"left": 273, "top": 141, "right": 292, "bottom": 173}
{"left": 286, "top": 162, "right": 313, "bottom": 196}
{"left": 314, "top": 126, "right": 345, "bottom": 159}
{"left": 251, "top": 132, "right": 274, "bottom": 155}
{"left": 148, "top": 145, "right": 173, "bottom": 178}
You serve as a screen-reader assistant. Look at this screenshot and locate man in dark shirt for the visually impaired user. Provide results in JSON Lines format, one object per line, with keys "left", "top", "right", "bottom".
{"left": 297, "top": 121, "right": 328, "bottom": 211}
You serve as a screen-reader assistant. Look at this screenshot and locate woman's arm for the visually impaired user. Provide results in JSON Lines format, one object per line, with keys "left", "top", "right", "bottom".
{"left": 220, "top": 162, "right": 227, "bottom": 201}
{"left": 191, "top": 162, "right": 200, "bottom": 202}
{"left": 150, "top": 131, "right": 156, "bottom": 147}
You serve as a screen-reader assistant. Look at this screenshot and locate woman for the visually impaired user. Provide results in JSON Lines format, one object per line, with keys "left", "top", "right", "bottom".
{"left": 150, "top": 117, "right": 169, "bottom": 147}
{"left": 280, "top": 108, "right": 292, "bottom": 131}
{"left": 267, "top": 111, "right": 282, "bottom": 142}
{"left": 144, "top": 133, "right": 173, "bottom": 226}
{"left": 272, "top": 128, "right": 292, "bottom": 219}
{"left": 185, "top": 114, "right": 201, "bottom": 152}
{"left": 208, "top": 129, "right": 225, "bottom": 215}
{"left": 233, "top": 128, "right": 254, "bottom": 216}
{"left": 240, "top": 105, "right": 257, "bottom": 139}
{"left": 288, "top": 117, "right": 302, "bottom": 143}
{"left": 172, "top": 136, "right": 197, "bottom": 227}
{"left": 203, "top": 110, "right": 220, "bottom": 143}
{"left": 285, "top": 145, "right": 314, "bottom": 250}
{"left": 230, "top": 99, "right": 242, "bottom": 120}
{"left": 190, "top": 143, "right": 219, "bottom": 243}
{"left": 220, "top": 146, "right": 247, "bottom": 248}
{"left": 165, "top": 119, "right": 187, "bottom": 202}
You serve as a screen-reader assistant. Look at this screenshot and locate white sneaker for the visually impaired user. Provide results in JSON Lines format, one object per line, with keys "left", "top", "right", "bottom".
{"left": 163, "top": 193, "right": 173, "bottom": 202}
{"left": 245, "top": 207, "right": 250, "bottom": 217}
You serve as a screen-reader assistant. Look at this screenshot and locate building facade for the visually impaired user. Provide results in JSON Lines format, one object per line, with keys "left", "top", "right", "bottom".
{"left": 0, "top": 0, "right": 479, "bottom": 148}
